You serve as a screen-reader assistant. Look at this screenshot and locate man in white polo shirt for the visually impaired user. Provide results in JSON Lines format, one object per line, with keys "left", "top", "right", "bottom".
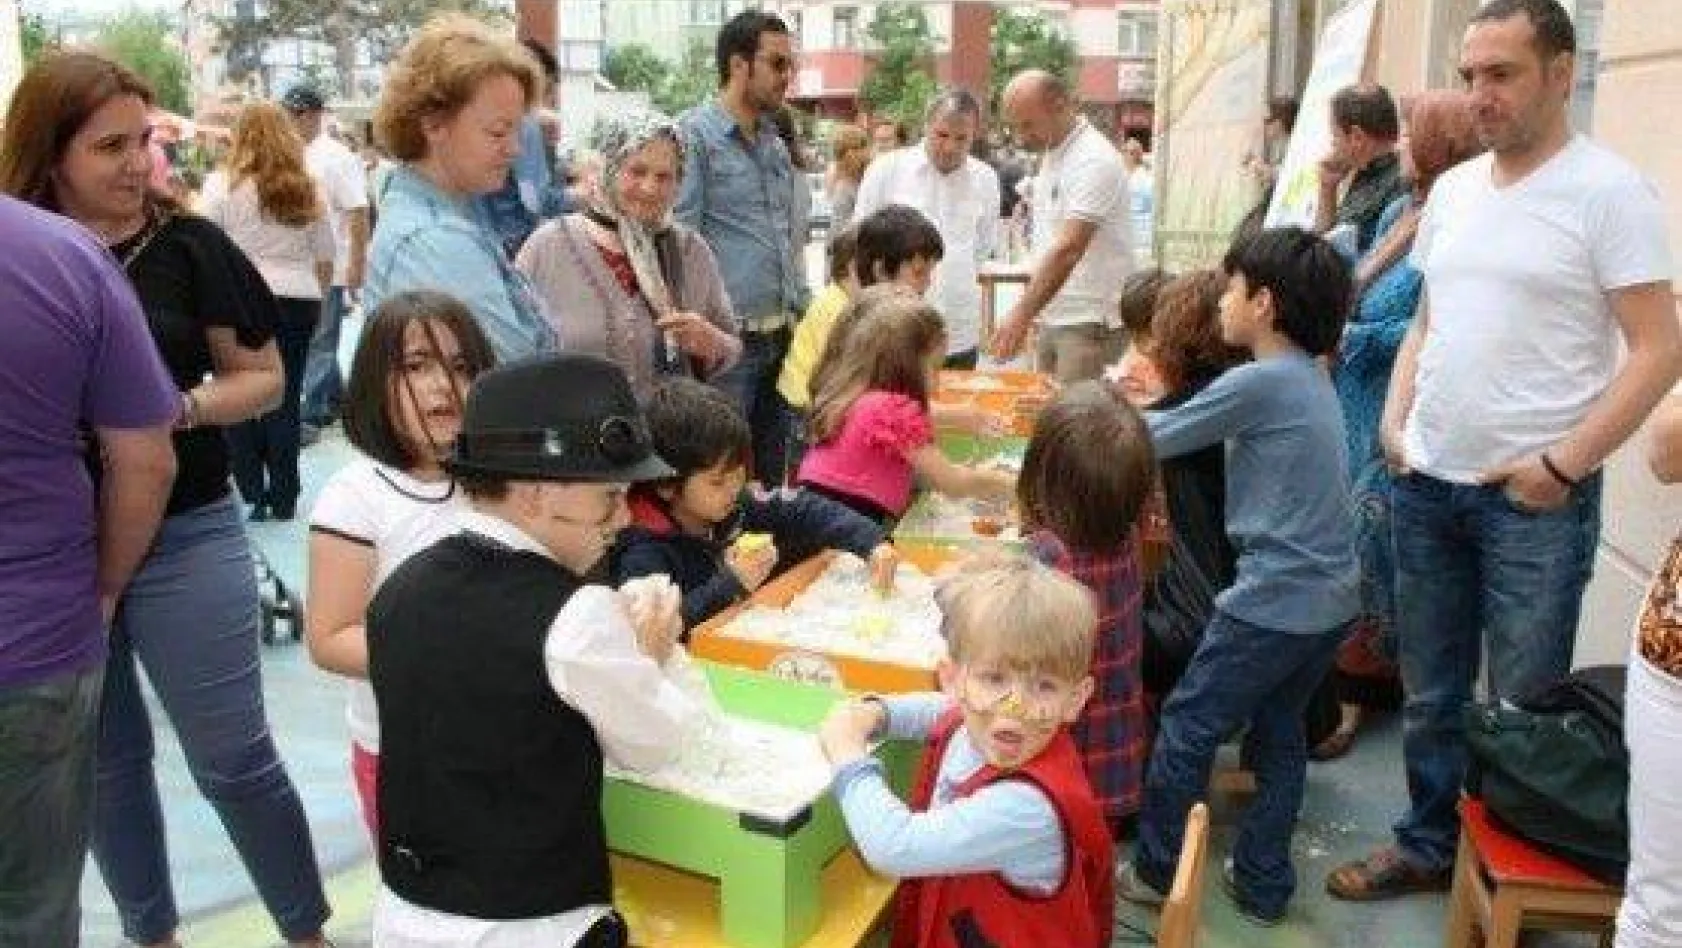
{"left": 989, "top": 70, "right": 1133, "bottom": 382}
{"left": 853, "top": 88, "right": 1002, "bottom": 369}
{"left": 1328, "top": 0, "right": 1680, "bottom": 903}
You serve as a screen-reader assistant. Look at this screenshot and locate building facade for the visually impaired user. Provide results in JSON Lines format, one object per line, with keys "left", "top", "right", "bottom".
{"left": 523, "top": 0, "right": 1159, "bottom": 142}
{"left": 776, "top": 0, "right": 1159, "bottom": 139}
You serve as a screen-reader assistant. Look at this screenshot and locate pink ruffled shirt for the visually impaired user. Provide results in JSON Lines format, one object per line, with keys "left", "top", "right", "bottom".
{"left": 797, "top": 391, "right": 935, "bottom": 516}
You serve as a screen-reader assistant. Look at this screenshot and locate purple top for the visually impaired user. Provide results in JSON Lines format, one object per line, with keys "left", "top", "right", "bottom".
{"left": 0, "top": 197, "right": 179, "bottom": 688}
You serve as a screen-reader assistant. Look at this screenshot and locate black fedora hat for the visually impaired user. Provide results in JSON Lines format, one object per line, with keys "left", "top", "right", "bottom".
{"left": 445, "top": 354, "right": 673, "bottom": 483}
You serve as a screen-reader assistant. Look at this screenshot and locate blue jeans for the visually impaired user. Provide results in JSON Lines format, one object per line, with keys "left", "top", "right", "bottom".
{"left": 228, "top": 298, "right": 316, "bottom": 509}
{"left": 1390, "top": 471, "right": 1601, "bottom": 872}
{"left": 300, "top": 287, "right": 349, "bottom": 427}
{"left": 92, "top": 497, "right": 329, "bottom": 943}
{"left": 1135, "top": 611, "right": 1346, "bottom": 919}
{"left": 716, "top": 327, "right": 796, "bottom": 486}
{"left": 0, "top": 666, "right": 102, "bottom": 947}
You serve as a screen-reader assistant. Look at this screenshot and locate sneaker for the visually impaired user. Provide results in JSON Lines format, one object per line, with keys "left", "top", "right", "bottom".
{"left": 1115, "top": 860, "right": 1166, "bottom": 908}
{"left": 1222, "top": 858, "right": 1284, "bottom": 927}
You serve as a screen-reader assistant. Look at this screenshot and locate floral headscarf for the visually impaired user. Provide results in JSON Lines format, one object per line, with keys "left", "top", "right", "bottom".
{"left": 588, "top": 107, "right": 687, "bottom": 319}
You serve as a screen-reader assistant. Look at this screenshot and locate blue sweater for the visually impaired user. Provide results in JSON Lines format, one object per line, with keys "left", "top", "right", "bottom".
{"left": 1145, "top": 352, "right": 1360, "bottom": 633}
{"left": 610, "top": 486, "right": 886, "bottom": 632}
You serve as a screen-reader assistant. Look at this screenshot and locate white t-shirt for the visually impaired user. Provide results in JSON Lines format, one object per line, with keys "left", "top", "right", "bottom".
{"left": 198, "top": 173, "right": 335, "bottom": 301}
{"left": 1405, "top": 136, "right": 1674, "bottom": 483}
{"left": 304, "top": 134, "right": 370, "bottom": 286}
{"left": 853, "top": 146, "right": 1002, "bottom": 353}
{"left": 1028, "top": 117, "right": 1134, "bottom": 328}
{"left": 309, "top": 458, "right": 466, "bottom": 752}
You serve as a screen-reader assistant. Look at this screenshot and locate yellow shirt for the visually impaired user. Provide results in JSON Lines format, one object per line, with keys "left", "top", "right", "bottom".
{"left": 776, "top": 282, "right": 850, "bottom": 409}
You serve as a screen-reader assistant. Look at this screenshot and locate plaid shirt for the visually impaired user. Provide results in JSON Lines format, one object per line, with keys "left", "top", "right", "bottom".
{"left": 1029, "top": 530, "right": 1147, "bottom": 833}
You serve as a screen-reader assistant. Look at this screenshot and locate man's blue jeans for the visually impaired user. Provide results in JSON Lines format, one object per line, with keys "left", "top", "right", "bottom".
{"left": 0, "top": 666, "right": 102, "bottom": 947}
{"left": 1390, "top": 471, "right": 1602, "bottom": 873}
{"left": 300, "top": 287, "right": 349, "bottom": 427}
{"left": 716, "top": 327, "right": 795, "bottom": 486}
{"left": 1135, "top": 611, "right": 1346, "bottom": 919}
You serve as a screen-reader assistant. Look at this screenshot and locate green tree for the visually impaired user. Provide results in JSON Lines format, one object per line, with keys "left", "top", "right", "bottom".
{"left": 653, "top": 39, "right": 715, "bottom": 116}
{"left": 858, "top": 2, "right": 938, "bottom": 130}
{"left": 98, "top": 12, "right": 192, "bottom": 114}
{"left": 21, "top": 12, "right": 53, "bottom": 65}
{"left": 990, "top": 10, "right": 1078, "bottom": 115}
{"left": 604, "top": 43, "right": 671, "bottom": 97}
{"left": 221, "top": 0, "right": 506, "bottom": 95}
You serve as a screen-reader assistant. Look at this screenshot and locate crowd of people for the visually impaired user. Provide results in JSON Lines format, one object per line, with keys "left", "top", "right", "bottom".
{"left": 2, "top": 0, "right": 1680, "bottom": 946}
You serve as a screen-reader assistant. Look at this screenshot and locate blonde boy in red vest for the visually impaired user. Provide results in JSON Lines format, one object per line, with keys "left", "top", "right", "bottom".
{"left": 818, "top": 556, "right": 1115, "bottom": 948}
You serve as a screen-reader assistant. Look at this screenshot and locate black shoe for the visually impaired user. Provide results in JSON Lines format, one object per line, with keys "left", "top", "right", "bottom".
{"left": 249, "top": 502, "right": 272, "bottom": 522}
{"left": 269, "top": 499, "right": 297, "bottom": 521}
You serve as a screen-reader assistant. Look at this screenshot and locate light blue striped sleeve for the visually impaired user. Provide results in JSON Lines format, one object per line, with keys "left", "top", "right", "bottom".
{"left": 832, "top": 738, "right": 1066, "bottom": 892}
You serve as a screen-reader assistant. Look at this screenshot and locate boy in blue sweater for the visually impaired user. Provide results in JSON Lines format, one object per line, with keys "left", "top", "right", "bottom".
{"left": 1118, "top": 227, "right": 1360, "bottom": 925}
{"left": 611, "top": 378, "right": 897, "bottom": 633}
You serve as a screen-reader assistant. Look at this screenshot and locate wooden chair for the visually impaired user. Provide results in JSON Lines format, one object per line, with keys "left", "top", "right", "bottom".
{"left": 1157, "top": 802, "right": 1211, "bottom": 948}
{"left": 1443, "top": 798, "right": 1622, "bottom": 948}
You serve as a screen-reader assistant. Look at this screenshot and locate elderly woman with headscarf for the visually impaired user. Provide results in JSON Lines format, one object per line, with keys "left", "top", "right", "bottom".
{"left": 517, "top": 108, "right": 740, "bottom": 400}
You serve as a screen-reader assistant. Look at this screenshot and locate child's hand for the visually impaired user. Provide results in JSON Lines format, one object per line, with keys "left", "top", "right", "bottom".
{"left": 940, "top": 403, "right": 1006, "bottom": 438}
{"left": 619, "top": 576, "right": 682, "bottom": 665}
{"left": 819, "top": 699, "right": 885, "bottom": 767}
{"left": 867, "top": 544, "right": 899, "bottom": 595}
{"left": 726, "top": 535, "right": 779, "bottom": 592}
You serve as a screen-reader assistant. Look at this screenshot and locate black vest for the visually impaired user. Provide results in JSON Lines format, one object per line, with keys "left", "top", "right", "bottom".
{"left": 368, "top": 531, "right": 611, "bottom": 919}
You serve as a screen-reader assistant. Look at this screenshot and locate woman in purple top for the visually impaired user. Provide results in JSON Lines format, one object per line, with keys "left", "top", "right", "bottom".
{"left": 1, "top": 52, "right": 331, "bottom": 948}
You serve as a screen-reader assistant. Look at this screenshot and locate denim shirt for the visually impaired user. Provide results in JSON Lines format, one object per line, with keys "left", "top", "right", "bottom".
{"left": 365, "top": 164, "right": 555, "bottom": 362}
{"left": 674, "top": 100, "right": 807, "bottom": 321}
{"left": 476, "top": 116, "right": 570, "bottom": 258}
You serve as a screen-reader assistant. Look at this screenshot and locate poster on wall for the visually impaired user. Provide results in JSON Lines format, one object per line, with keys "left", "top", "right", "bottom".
{"left": 1264, "top": 0, "right": 1381, "bottom": 229}
{"left": 1, "top": 0, "right": 22, "bottom": 119}
{"left": 1153, "top": 0, "right": 1273, "bottom": 270}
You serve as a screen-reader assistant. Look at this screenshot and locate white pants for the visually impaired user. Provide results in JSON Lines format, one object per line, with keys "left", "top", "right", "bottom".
{"left": 1617, "top": 654, "right": 1682, "bottom": 948}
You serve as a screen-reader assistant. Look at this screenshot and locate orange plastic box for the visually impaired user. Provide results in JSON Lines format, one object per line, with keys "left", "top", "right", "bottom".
{"left": 933, "top": 370, "right": 1057, "bottom": 436}
{"left": 689, "top": 547, "right": 960, "bottom": 695}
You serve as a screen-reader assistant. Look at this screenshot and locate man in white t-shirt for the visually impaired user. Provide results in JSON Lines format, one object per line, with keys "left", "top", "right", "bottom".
{"left": 989, "top": 70, "right": 1133, "bottom": 383}
{"left": 853, "top": 88, "right": 1002, "bottom": 369}
{"left": 1329, "top": 0, "right": 1681, "bottom": 903}
{"left": 283, "top": 85, "right": 371, "bottom": 437}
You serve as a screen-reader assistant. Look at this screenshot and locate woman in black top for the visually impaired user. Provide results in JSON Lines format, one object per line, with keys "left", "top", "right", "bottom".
{"left": 0, "top": 52, "right": 331, "bottom": 947}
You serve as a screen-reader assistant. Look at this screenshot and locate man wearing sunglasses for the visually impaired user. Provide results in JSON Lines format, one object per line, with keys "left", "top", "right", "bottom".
{"left": 676, "top": 9, "right": 809, "bottom": 488}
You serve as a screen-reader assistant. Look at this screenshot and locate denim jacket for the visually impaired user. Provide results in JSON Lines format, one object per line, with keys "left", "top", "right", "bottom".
{"left": 674, "top": 101, "right": 808, "bottom": 321}
{"left": 476, "top": 116, "right": 571, "bottom": 258}
{"left": 364, "top": 164, "right": 555, "bottom": 362}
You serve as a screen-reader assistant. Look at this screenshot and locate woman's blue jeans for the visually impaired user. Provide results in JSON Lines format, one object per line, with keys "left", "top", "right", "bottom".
{"left": 91, "top": 495, "right": 329, "bottom": 944}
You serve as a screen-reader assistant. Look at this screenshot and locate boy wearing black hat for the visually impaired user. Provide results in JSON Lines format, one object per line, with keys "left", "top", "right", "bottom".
{"left": 367, "top": 353, "right": 694, "bottom": 947}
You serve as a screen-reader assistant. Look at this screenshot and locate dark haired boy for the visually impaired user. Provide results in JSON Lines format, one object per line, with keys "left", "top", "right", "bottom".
{"left": 611, "top": 379, "right": 896, "bottom": 632}
{"left": 1118, "top": 226, "right": 1360, "bottom": 926}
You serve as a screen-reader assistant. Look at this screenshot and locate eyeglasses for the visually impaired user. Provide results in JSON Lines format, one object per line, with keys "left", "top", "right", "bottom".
{"left": 956, "top": 668, "right": 1078, "bottom": 724}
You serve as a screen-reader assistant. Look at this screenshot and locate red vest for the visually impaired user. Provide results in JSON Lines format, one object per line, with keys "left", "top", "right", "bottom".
{"left": 889, "top": 709, "right": 1115, "bottom": 948}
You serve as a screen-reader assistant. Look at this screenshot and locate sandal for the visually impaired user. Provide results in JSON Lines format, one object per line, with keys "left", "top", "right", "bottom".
{"left": 1325, "top": 847, "right": 1451, "bottom": 902}
{"left": 1310, "top": 724, "right": 1359, "bottom": 761}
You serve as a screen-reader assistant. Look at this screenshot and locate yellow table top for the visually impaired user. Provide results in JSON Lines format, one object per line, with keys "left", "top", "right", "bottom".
{"left": 612, "top": 849, "right": 898, "bottom": 948}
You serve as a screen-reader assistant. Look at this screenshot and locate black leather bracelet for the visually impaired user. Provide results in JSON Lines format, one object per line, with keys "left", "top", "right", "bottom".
{"left": 1541, "top": 453, "right": 1579, "bottom": 489}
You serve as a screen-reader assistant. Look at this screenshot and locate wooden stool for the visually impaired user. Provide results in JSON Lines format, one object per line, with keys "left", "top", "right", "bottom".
{"left": 1158, "top": 802, "right": 1210, "bottom": 948}
{"left": 1443, "top": 798, "right": 1622, "bottom": 948}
